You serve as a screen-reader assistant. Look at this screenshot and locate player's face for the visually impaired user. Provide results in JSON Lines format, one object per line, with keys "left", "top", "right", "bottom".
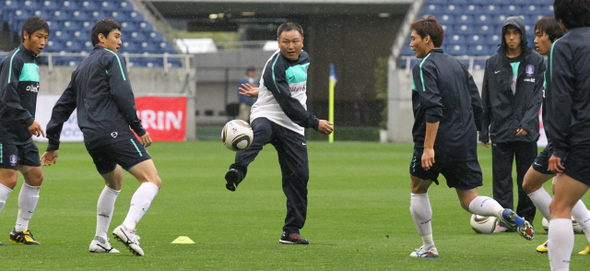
{"left": 534, "top": 30, "right": 552, "bottom": 55}
{"left": 409, "top": 30, "right": 428, "bottom": 58}
{"left": 278, "top": 30, "right": 304, "bottom": 60}
{"left": 23, "top": 29, "right": 49, "bottom": 55}
{"left": 103, "top": 29, "right": 122, "bottom": 52}
{"left": 504, "top": 26, "right": 522, "bottom": 50}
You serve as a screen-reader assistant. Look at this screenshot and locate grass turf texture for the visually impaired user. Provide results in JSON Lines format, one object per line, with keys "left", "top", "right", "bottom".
{"left": 0, "top": 141, "right": 588, "bottom": 270}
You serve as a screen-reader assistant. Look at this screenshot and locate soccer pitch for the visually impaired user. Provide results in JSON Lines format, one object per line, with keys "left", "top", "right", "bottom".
{"left": 0, "top": 141, "right": 588, "bottom": 270}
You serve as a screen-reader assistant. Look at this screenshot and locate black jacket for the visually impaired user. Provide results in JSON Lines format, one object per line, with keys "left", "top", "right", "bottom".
{"left": 46, "top": 46, "right": 146, "bottom": 151}
{"left": 480, "top": 16, "right": 545, "bottom": 144}
{"left": 0, "top": 44, "right": 40, "bottom": 144}
{"left": 546, "top": 27, "right": 590, "bottom": 159}
{"left": 411, "top": 49, "right": 483, "bottom": 162}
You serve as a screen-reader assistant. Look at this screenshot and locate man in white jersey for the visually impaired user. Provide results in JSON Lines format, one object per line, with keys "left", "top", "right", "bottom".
{"left": 224, "top": 22, "right": 333, "bottom": 245}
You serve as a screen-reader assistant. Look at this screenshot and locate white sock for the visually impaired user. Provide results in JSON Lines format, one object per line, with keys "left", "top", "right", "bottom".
{"left": 122, "top": 182, "right": 159, "bottom": 230}
{"left": 572, "top": 200, "right": 590, "bottom": 244}
{"left": 15, "top": 183, "right": 40, "bottom": 232}
{"left": 527, "top": 188, "right": 552, "bottom": 221}
{"left": 410, "top": 193, "right": 434, "bottom": 248}
{"left": 0, "top": 183, "right": 13, "bottom": 213}
{"left": 96, "top": 186, "right": 120, "bottom": 241}
{"left": 548, "top": 218, "right": 573, "bottom": 271}
{"left": 468, "top": 196, "right": 504, "bottom": 217}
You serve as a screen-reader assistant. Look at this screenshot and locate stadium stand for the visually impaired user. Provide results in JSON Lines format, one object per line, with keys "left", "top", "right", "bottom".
{"left": 0, "top": 0, "right": 179, "bottom": 67}
{"left": 401, "top": 0, "right": 554, "bottom": 67}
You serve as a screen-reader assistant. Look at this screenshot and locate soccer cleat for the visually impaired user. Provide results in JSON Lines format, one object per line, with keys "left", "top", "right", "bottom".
{"left": 536, "top": 241, "right": 548, "bottom": 253}
{"left": 579, "top": 244, "right": 590, "bottom": 255}
{"left": 279, "top": 232, "right": 309, "bottom": 245}
{"left": 112, "top": 225, "right": 144, "bottom": 256}
{"left": 10, "top": 229, "right": 40, "bottom": 245}
{"left": 225, "top": 168, "right": 243, "bottom": 192}
{"left": 499, "top": 209, "right": 534, "bottom": 240}
{"left": 89, "top": 237, "right": 120, "bottom": 253}
{"left": 410, "top": 246, "right": 439, "bottom": 258}
{"left": 0, "top": 241, "right": 4, "bottom": 246}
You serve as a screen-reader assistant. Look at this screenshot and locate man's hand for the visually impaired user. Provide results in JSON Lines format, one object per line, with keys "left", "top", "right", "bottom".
{"left": 421, "top": 147, "right": 435, "bottom": 171}
{"left": 239, "top": 83, "right": 259, "bottom": 97}
{"left": 548, "top": 154, "right": 565, "bottom": 174}
{"left": 317, "top": 120, "right": 334, "bottom": 135}
{"left": 41, "top": 150, "right": 59, "bottom": 166}
{"left": 481, "top": 141, "right": 489, "bottom": 148}
{"left": 28, "top": 120, "right": 45, "bottom": 137}
{"left": 516, "top": 128, "right": 528, "bottom": 136}
{"left": 140, "top": 132, "right": 152, "bottom": 147}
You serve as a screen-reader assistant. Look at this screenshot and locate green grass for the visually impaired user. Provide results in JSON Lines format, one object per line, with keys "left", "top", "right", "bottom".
{"left": 0, "top": 141, "right": 589, "bottom": 270}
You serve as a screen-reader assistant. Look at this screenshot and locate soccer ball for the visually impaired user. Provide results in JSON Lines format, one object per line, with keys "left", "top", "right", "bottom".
{"left": 470, "top": 214, "right": 498, "bottom": 234}
{"left": 541, "top": 216, "right": 585, "bottom": 234}
{"left": 221, "top": 120, "right": 253, "bottom": 151}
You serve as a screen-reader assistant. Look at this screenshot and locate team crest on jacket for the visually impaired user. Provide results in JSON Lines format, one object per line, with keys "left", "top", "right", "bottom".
{"left": 526, "top": 65, "right": 534, "bottom": 76}
{"left": 9, "top": 154, "right": 17, "bottom": 166}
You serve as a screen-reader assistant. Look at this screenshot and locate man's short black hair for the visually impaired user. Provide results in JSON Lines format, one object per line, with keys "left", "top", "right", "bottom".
{"left": 535, "top": 16, "right": 563, "bottom": 43}
{"left": 277, "top": 22, "right": 303, "bottom": 39}
{"left": 246, "top": 66, "right": 255, "bottom": 73}
{"left": 22, "top": 16, "right": 49, "bottom": 42}
{"left": 91, "top": 19, "right": 121, "bottom": 46}
{"left": 554, "top": 0, "right": 590, "bottom": 29}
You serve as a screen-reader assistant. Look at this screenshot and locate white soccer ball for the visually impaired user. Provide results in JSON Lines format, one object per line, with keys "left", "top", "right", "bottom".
{"left": 542, "top": 216, "right": 585, "bottom": 234}
{"left": 470, "top": 214, "right": 498, "bottom": 234}
{"left": 221, "top": 120, "right": 253, "bottom": 151}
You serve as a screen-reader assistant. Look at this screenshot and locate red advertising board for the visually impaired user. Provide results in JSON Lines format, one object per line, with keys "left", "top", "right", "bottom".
{"left": 135, "top": 96, "right": 187, "bottom": 141}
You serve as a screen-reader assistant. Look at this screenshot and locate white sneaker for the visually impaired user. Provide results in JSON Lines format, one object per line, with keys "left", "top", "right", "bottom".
{"left": 112, "top": 225, "right": 145, "bottom": 256}
{"left": 409, "top": 246, "right": 439, "bottom": 258}
{"left": 89, "top": 238, "right": 120, "bottom": 253}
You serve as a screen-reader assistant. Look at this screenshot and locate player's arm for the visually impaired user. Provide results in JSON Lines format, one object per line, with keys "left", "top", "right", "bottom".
{"left": 0, "top": 58, "right": 37, "bottom": 133}
{"left": 263, "top": 57, "right": 320, "bottom": 131}
{"left": 46, "top": 80, "right": 78, "bottom": 152}
{"left": 107, "top": 55, "right": 147, "bottom": 138}
{"left": 479, "top": 62, "right": 492, "bottom": 147}
{"left": 414, "top": 61, "right": 443, "bottom": 169}
{"left": 518, "top": 59, "right": 545, "bottom": 136}
{"left": 546, "top": 41, "right": 573, "bottom": 164}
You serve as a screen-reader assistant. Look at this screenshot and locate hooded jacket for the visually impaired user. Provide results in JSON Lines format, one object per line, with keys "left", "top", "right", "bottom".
{"left": 480, "top": 16, "right": 545, "bottom": 144}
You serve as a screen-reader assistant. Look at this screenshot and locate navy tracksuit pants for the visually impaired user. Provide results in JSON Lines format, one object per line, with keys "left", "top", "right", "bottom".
{"left": 492, "top": 141, "right": 538, "bottom": 223}
{"left": 230, "top": 117, "right": 309, "bottom": 234}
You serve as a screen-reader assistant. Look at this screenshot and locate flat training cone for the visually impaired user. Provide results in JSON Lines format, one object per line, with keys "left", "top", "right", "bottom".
{"left": 171, "top": 236, "right": 195, "bottom": 244}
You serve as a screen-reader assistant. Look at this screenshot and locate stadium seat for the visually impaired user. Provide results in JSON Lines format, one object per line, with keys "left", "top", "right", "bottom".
{"left": 118, "top": 1, "right": 134, "bottom": 12}
{"left": 476, "top": 24, "right": 495, "bottom": 35}
{"left": 454, "top": 24, "right": 476, "bottom": 35}
{"left": 443, "top": 4, "right": 463, "bottom": 15}
{"left": 473, "top": 14, "right": 492, "bottom": 25}
{"left": 149, "top": 32, "right": 165, "bottom": 43}
{"left": 467, "top": 35, "right": 486, "bottom": 45}
{"left": 90, "top": 10, "right": 107, "bottom": 20}
{"left": 128, "top": 11, "right": 145, "bottom": 22}
{"left": 438, "top": 14, "right": 455, "bottom": 25}
{"left": 448, "top": 44, "right": 467, "bottom": 56}
{"left": 428, "top": 0, "right": 448, "bottom": 4}
{"left": 449, "top": 0, "right": 470, "bottom": 4}
{"left": 457, "top": 15, "right": 473, "bottom": 25}
{"left": 483, "top": 5, "right": 502, "bottom": 15}
{"left": 467, "top": 45, "right": 486, "bottom": 56}
{"left": 465, "top": 4, "right": 484, "bottom": 15}
{"left": 446, "top": 34, "right": 466, "bottom": 45}
{"left": 71, "top": 10, "right": 90, "bottom": 21}
{"left": 422, "top": 4, "right": 443, "bottom": 15}
{"left": 139, "top": 22, "right": 154, "bottom": 32}
{"left": 41, "top": 0, "right": 59, "bottom": 10}
{"left": 61, "top": 0, "right": 80, "bottom": 10}
{"left": 80, "top": 0, "right": 98, "bottom": 10}
{"left": 99, "top": 1, "right": 118, "bottom": 12}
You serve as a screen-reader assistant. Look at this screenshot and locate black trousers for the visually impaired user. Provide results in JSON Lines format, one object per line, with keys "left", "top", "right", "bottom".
{"left": 492, "top": 141, "right": 538, "bottom": 223}
{"left": 230, "top": 117, "right": 309, "bottom": 234}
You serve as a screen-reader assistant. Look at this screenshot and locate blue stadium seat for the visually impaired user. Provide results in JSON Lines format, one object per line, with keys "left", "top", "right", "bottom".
{"left": 41, "top": 0, "right": 59, "bottom": 10}
{"left": 149, "top": 32, "right": 165, "bottom": 43}
{"left": 71, "top": 10, "right": 90, "bottom": 21}
{"left": 438, "top": 14, "right": 455, "bottom": 25}
{"left": 449, "top": 0, "right": 470, "bottom": 4}
{"left": 476, "top": 24, "right": 495, "bottom": 35}
{"left": 465, "top": 4, "right": 484, "bottom": 15}
{"left": 139, "top": 22, "right": 154, "bottom": 32}
{"left": 80, "top": 0, "right": 98, "bottom": 10}
{"left": 99, "top": 1, "right": 118, "bottom": 12}
{"left": 428, "top": 0, "right": 448, "bottom": 4}
{"left": 422, "top": 4, "right": 443, "bottom": 15}
{"left": 118, "top": 1, "right": 134, "bottom": 12}
{"left": 483, "top": 4, "right": 502, "bottom": 15}
{"left": 467, "top": 45, "right": 486, "bottom": 56}
{"left": 44, "top": 40, "right": 63, "bottom": 52}
{"left": 454, "top": 24, "right": 476, "bottom": 35}
{"left": 110, "top": 11, "right": 128, "bottom": 22}
{"left": 457, "top": 15, "right": 473, "bottom": 25}
{"left": 61, "top": 0, "right": 80, "bottom": 10}
{"left": 72, "top": 30, "right": 88, "bottom": 41}
{"left": 473, "top": 14, "right": 492, "bottom": 25}
{"left": 128, "top": 11, "right": 144, "bottom": 22}
{"left": 446, "top": 34, "right": 466, "bottom": 45}
{"left": 473, "top": 60, "right": 487, "bottom": 70}
{"left": 467, "top": 34, "right": 486, "bottom": 45}
{"left": 492, "top": 14, "right": 507, "bottom": 25}
{"left": 159, "top": 42, "right": 177, "bottom": 54}
{"left": 130, "top": 31, "right": 148, "bottom": 41}
{"left": 471, "top": 0, "right": 491, "bottom": 4}
{"left": 493, "top": 0, "right": 513, "bottom": 4}
{"left": 443, "top": 4, "right": 463, "bottom": 15}
{"left": 449, "top": 44, "right": 467, "bottom": 56}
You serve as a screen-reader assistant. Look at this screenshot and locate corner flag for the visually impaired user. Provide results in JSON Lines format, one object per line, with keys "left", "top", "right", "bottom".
{"left": 329, "top": 64, "right": 337, "bottom": 143}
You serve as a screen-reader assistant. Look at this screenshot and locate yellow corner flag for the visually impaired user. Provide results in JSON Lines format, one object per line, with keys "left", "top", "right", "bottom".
{"left": 329, "top": 64, "right": 337, "bottom": 143}
{"left": 172, "top": 236, "right": 195, "bottom": 244}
